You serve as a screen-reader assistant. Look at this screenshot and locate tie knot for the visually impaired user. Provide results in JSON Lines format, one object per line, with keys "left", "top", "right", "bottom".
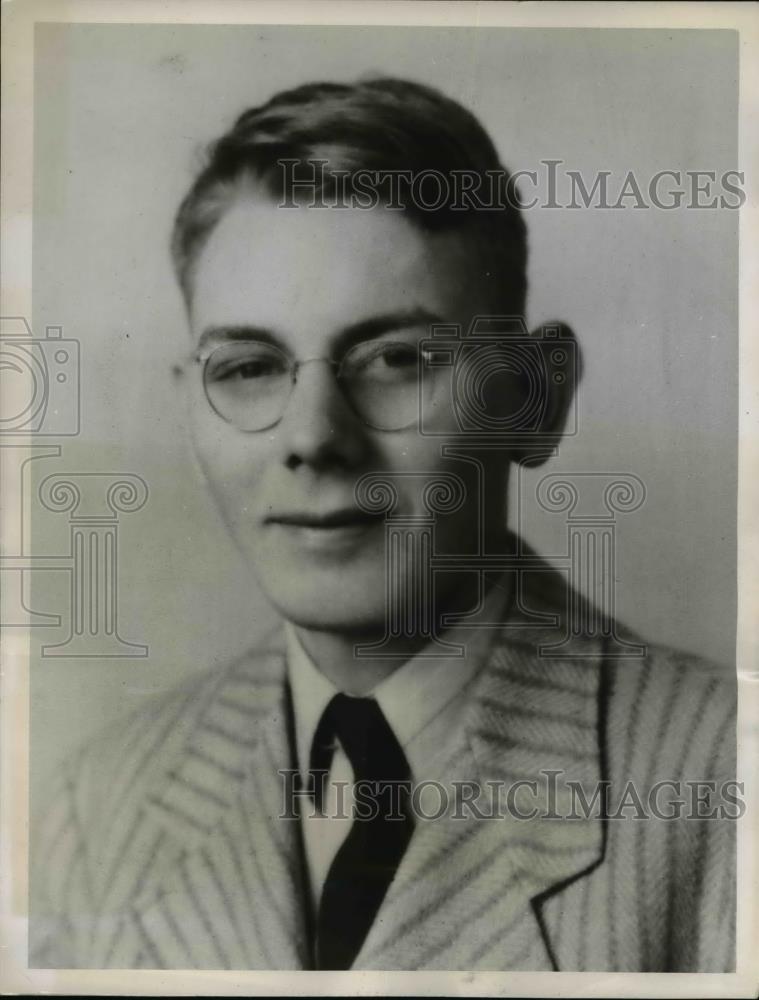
{"left": 310, "top": 693, "right": 410, "bottom": 788}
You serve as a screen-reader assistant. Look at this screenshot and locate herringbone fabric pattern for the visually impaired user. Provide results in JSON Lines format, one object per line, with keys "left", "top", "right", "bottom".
{"left": 29, "top": 569, "right": 736, "bottom": 971}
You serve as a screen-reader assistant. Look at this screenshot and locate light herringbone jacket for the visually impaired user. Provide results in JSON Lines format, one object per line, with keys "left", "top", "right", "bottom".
{"left": 30, "top": 566, "right": 736, "bottom": 971}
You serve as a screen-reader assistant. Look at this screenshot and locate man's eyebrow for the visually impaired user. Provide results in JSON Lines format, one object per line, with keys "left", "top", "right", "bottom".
{"left": 197, "top": 309, "right": 444, "bottom": 355}
{"left": 197, "top": 325, "right": 281, "bottom": 352}
{"left": 336, "top": 309, "right": 445, "bottom": 350}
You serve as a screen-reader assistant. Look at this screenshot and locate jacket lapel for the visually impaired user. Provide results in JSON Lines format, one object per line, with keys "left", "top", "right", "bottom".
{"left": 116, "top": 642, "right": 312, "bottom": 969}
{"left": 97, "top": 567, "right": 605, "bottom": 971}
{"left": 355, "top": 581, "right": 606, "bottom": 971}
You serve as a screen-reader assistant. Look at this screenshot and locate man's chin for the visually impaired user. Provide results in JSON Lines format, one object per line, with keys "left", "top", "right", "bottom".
{"left": 270, "top": 600, "right": 387, "bottom": 637}
{"left": 257, "top": 576, "right": 388, "bottom": 635}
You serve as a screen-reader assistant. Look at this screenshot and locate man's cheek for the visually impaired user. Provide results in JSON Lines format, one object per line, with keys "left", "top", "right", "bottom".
{"left": 218, "top": 482, "right": 265, "bottom": 528}
{"left": 195, "top": 433, "right": 264, "bottom": 490}
{"left": 193, "top": 451, "right": 261, "bottom": 537}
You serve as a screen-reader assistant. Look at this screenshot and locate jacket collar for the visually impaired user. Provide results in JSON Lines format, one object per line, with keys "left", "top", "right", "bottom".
{"left": 353, "top": 572, "right": 605, "bottom": 969}
{"left": 134, "top": 569, "right": 605, "bottom": 970}
{"left": 144, "top": 634, "right": 289, "bottom": 849}
{"left": 131, "top": 632, "right": 312, "bottom": 968}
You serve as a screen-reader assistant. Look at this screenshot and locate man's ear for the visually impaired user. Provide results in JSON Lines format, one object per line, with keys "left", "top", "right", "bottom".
{"left": 514, "top": 320, "right": 582, "bottom": 469}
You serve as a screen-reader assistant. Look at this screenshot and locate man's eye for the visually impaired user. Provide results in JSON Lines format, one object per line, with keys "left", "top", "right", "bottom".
{"left": 379, "top": 345, "right": 418, "bottom": 368}
{"left": 234, "top": 359, "right": 280, "bottom": 379}
{"left": 208, "top": 354, "right": 287, "bottom": 382}
{"left": 351, "top": 343, "right": 419, "bottom": 378}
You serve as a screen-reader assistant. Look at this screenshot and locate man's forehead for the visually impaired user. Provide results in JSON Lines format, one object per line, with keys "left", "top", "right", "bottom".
{"left": 189, "top": 194, "right": 487, "bottom": 343}
{"left": 195, "top": 194, "right": 470, "bottom": 271}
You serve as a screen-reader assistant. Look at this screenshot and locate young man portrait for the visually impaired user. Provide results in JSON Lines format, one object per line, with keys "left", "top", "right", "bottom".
{"left": 29, "top": 74, "right": 737, "bottom": 973}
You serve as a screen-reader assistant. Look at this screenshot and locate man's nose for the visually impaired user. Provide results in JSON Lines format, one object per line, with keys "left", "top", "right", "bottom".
{"left": 277, "top": 360, "right": 368, "bottom": 470}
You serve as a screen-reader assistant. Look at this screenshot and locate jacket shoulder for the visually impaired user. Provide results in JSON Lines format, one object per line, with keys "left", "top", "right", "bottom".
{"left": 508, "top": 552, "right": 736, "bottom": 782}
{"left": 30, "top": 637, "right": 287, "bottom": 965}
{"left": 604, "top": 632, "right": 736, "bottom": 785}
{"left": 34, "top": 636, "right": 287, "bottom": 878}
{"left": 74, "top": 637, "right": 285, "bottom": 822}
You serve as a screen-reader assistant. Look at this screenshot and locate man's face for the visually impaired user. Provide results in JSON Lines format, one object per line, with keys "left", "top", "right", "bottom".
{"left": 187, "top": 194, "right": 507, "bottom": 633}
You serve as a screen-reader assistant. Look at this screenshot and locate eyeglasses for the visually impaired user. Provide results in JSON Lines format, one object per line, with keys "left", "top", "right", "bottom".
{"left": 187, "top": 339, "right": 440, "bottom": 432}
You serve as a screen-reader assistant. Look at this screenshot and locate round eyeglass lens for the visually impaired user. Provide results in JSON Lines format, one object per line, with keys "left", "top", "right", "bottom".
{"left": 340, "top": 339, "right": 426, "bottom": 430}
{"left": 203, "top": 341, "right": 292, "bottom": 431}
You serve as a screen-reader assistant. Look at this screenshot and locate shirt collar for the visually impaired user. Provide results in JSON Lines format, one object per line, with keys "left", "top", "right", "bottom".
{"left": 286, "top": 574, "right": 511, "bottom": 782}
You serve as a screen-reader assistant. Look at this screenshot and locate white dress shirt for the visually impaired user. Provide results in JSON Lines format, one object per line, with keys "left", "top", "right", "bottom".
{"left": 286, "top": 576, "right": 511, "bottom": 909}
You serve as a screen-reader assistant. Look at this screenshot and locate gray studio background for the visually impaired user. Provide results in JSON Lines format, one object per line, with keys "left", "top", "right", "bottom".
{"left": 30, "top": 24, "right": 738, "bottom": 801}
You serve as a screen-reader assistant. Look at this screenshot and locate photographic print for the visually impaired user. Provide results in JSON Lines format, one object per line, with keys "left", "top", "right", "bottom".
{"left": 1, "top": 2, "right": 756, "bottom": 996}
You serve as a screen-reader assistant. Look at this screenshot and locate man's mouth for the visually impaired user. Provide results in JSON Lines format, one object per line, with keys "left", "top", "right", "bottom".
{"left": 264, "top": 509, "right": 385, "bottom": 552}
{"left": 266, "top": 508, "right": 382, "bottom": 529}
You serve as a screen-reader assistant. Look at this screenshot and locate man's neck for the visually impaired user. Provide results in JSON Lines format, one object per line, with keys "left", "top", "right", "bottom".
{"left": 289, "top": 626, "right": 428, "bottom": 696}
{"left": 290, "top": 566, "right": 510, "bottom": 696}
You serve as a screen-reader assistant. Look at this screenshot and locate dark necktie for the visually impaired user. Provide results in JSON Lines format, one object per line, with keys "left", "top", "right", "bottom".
{"left": 309, "top": 693, "right": 414, "bottom": 970}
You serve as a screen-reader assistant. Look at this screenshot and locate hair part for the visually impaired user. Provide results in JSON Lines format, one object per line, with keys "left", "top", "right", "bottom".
{"left": 171, "top": 77, "right": 528, "bottom": 314}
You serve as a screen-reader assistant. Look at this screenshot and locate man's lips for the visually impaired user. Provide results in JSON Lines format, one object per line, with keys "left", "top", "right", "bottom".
{"left": 264, "top": 508, "right": 383, "bottom": 529}
{"left": 264, "top": 508, "right": 384, "bottom": 554}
